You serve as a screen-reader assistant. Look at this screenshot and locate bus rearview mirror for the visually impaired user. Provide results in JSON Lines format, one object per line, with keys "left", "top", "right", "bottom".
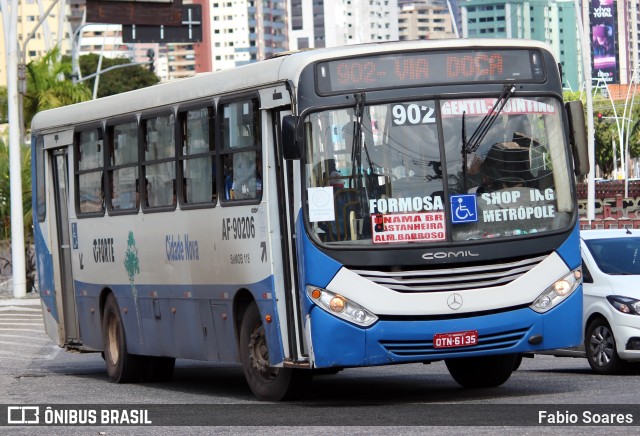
{"left": 565, "top": 100, "right": 589, "bottom": 176}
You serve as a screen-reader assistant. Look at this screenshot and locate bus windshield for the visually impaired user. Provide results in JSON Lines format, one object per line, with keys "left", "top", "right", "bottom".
{"left": 304, "top": 96, "right": 573, "bottom": 245}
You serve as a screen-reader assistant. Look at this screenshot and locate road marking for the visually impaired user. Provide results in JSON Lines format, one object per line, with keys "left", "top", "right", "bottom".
{"left": 0, "top": 305, "right": 61, "bottom": 361}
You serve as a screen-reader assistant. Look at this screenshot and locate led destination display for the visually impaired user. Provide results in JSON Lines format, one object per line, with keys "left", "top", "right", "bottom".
{"left": 316, "top": 49, "right": 545, "bottom": 93}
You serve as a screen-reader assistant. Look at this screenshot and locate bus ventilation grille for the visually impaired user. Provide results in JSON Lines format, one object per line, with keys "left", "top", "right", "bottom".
{"left": 350, "top": 255, "right": 547, "bottom": 293}
{"left": 380, "top": 327, "right": 529, "bottom": 356}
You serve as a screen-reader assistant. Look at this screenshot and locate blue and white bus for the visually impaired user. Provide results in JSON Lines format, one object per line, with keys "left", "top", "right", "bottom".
{"left": 32, "top": 39, "right": 589, "bottom": 400}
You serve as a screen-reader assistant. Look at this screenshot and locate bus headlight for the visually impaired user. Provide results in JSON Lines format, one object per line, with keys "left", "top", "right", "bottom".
{"left": 307, "top": 286, "right": 378, "bottom": 327}
{"left": 530, "top": 268, "right": 581, "bottom": 313}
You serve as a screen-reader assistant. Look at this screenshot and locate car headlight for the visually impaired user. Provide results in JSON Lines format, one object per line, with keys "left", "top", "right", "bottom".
{"left": 530, "top": 267, "right": 582, "bottom": 313}
{"left": 307, "top": 286, "right": 378, "bottom": 327}
{"left": 606, "top": 295, "right": 640, "bottom": 315}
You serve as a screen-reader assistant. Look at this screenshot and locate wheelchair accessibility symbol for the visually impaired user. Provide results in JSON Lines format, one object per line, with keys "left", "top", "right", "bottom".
{"left": 450, "top": 194, "right": 478, "bottom": 224}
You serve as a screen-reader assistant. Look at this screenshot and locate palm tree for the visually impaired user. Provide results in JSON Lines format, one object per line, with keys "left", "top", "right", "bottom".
{"left": 23, "top": 46, "right": 91, "bottom": 130}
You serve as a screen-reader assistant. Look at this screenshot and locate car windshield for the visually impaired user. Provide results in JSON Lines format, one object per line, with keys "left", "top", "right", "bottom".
{"left": 303, "top": 96, "right": 574, "bottom": 246}
{"left": 585, "top": 237, "right": 640, "bottom": 275}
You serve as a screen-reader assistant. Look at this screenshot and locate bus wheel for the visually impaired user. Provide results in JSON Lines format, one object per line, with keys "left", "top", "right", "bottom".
{"left": 102, "top": 294, "right": 145, "bottom": 383}
{"left": 240, "top": 302, "right": 310, "bottom": 401}
{"left": 445, "top": 354, "right": 517, "bottom": 388}
{"left": 585, "top": 318, "right": 627, "bottom": 375}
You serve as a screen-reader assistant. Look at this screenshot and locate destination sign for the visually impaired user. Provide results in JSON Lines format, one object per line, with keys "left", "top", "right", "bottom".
{"left": 316, "top": 49, "right": 545, "bottom": 94}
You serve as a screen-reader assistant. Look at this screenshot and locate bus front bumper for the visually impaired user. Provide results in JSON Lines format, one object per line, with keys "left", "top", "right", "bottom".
{"left": 306, "top": 288, "right": 582, "bottom": 368}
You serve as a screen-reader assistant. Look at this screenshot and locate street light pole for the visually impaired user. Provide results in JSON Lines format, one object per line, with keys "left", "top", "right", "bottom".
{"left": 575, "top": 0, "right": 595, "bottom": 222}
{"left": 3, "top": 0, "right": 62, "bottom": 298}
{"left": 5, "top": 0, "right": 27, "bottom": 298}
{"left": 623, "top": 69, "right": 638, "bottom": 198}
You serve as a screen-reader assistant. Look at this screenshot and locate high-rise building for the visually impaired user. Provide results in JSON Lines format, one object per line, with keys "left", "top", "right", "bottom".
{"left": 289, "top": 0, "right": 399, "bottom": 50}
{"left": 0, "top": 0, "right": 73, "bottom": 86}
{"left": 461, "top": 0, "right": 581, "bottom": 89}
{"left": 398, "top": 0, "right": 457, "bottom": 41}
{"left": 198, "top": 0, "right": 287, "bottom": 72}
{"left": 582, "top": 0, "right": 639, "bottom": 85}
{"left": 461, "top": 0, "right": 640, "bottom": 89}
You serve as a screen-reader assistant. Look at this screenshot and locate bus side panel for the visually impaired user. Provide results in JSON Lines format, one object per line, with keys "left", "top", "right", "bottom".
{"left": 34, "top": 221, "right": 60, "bottom": 344}
{"left": 32, "top": 135, "right": 60, "bottom": 345}
{"left": 72, "top": 284, "right": 102, "bottom": 350}
{"left": 74, "top": 280, "right": 274, "bottom": 362}
{"left": 295, "top": 212, "right": 342, "bottom": 292}
{"left": 308, "top": 306, "right": 367, "bottom": 367}
{"left": 554, "top": 222, "right": 581, "bottom": 269}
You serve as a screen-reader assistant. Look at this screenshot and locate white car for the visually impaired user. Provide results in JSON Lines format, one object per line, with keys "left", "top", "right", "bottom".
{"left": 580, "top": 228, "right": 640, "bottom": 374}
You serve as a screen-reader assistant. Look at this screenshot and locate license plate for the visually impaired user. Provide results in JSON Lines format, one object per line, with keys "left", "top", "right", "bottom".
{"left": 433, "top": 330, "right": 478, "bottom": 349}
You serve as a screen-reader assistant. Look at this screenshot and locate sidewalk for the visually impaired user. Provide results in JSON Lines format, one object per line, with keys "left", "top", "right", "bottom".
{"left": 0, "top": 278, "right": 41, "bottom": 306}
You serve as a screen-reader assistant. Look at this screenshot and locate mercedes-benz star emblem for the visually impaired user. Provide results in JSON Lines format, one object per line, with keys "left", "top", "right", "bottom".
{"left": 447, "top": 293, "right": 463, "bottom": 310}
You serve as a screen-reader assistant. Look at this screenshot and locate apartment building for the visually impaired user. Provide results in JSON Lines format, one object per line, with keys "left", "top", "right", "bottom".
{"left": 398, "top": 0, "right": 457, "bottom": 41}
{"left": 289, "top": 0, "right": 399, "bottom": 50}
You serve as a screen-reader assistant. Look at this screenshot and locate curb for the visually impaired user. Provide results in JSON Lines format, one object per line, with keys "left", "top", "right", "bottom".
{"left": 0, "top": 278, "right": 41, "bottom": 307}
{"left": 0, "top": 297, "right": 41, "bottom": 307}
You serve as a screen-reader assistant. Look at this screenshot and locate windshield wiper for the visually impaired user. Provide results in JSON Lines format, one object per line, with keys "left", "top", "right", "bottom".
{"left": 464, "top": 84, "right": 516, "bottom": 154}
{"left": 350, "top": 92, "right": 366, "bottom": 187}
{"left": 349, "top": 92, "right": 376, "bottom": 216}
{"left": 461, "top": 84, "right": 516, "bottom": 191}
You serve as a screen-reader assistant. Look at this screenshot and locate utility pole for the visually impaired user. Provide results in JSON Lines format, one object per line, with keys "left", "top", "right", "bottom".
{"left": 575, "top": 0, "right": 595, "bottom": 222}
{"left": 3, "top": 0, "right": 61, "bottom": 298}
{"left": 3, "top": 0, "right": 27, "bottom": 298}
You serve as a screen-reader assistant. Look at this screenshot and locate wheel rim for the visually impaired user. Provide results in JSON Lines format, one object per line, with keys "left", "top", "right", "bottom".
{"left": 248, "top": 322, "right": 278, "bottom": 382}
{"left": 107, "top": 312, "right": 119, "bottom": 366}
{"left": 589, "top": 325, "right": 615, "bottom": 367}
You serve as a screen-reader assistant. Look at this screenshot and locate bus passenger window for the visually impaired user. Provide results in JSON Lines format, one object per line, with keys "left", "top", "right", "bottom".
{"left": 76, "top": 128, "right": 105, "bottom": 215}
{"left": 180, "top": 107, "right": 216, "bottom": 205}
{"left": 143, "top": 114, "right": 176, "bottom": 210}
{"left": 108, "top": 121, "right": 138, "bottom": 212}
{"left": 220, "top": 97, "right": 262, "bottom": 203}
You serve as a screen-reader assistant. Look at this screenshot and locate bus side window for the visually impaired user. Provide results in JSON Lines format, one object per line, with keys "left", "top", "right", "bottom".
{"left": 143, "top": 114, "right": 176, "bottom": 210}
{"left": 108, "top": 121, "right": 139, "bottom": 212}
{"left": 180, "top": 106, "right": 216, "bottom": 205}
{"left": 220, "top": 97, "right": 262, "bottom": 203}
{"left": 76, "top": 128, "right": 105, "bottom": 215}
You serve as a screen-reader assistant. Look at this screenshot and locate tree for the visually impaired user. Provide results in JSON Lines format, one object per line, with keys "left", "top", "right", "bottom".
{"left": 0, "top": 136, "right": 31, "bottom": 253}
{"left": 0, "top": 86, "right": 7, "bottom": 123}
{"left": 563, "top": 91, "right": 640, "bottom": 179}
{"left": 23, "top": 46, "right": 92, "bottom": 130}
{"left": 73, "top": 53, "right": 160, "bottom": 98}
{"left": 593, "top": 104, "right": 640, "bottom": 179}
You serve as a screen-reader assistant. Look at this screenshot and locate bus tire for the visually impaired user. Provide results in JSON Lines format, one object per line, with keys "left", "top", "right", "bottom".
{"left": 102, "top": 293, "right": 145, "bottom": 383}
{"left": 240, "top": 301, "right": 311, "bottom": 401}
{"left": 445, "top": 354, "right": 517, "bottom": 388}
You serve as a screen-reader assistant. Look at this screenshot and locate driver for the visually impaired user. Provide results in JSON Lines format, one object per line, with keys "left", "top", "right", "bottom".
{"left": 477, "top": 140, "right": 533, "bottom": 193}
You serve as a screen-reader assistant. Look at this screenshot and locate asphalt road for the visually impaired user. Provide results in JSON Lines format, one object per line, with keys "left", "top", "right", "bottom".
{"left": 1, "top": 300, "right": 638, "bottom": 435}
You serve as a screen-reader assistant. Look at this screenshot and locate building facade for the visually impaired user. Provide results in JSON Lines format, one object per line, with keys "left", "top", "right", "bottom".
{"left": 198, "top": 0, "right": 287, "bottom": 72}
{"left": 0, "top": 0, "right": 73, "bottom": 86}
{"left": 289, "top": 0, "right": 399, "bottom": 50}
{"left": 461, "top": 0, "right": 580, "bottom": 90}
{"left": 398, "top": 0, "right": 457, "bottom": 41}
{"left": 461, "top": 0, "right": 640, "bottom": 88}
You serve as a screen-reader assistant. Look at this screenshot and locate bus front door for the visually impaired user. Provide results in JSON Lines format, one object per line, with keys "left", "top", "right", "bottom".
{"left": 52, "top": 149, "right": 80, "bottom": 344}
